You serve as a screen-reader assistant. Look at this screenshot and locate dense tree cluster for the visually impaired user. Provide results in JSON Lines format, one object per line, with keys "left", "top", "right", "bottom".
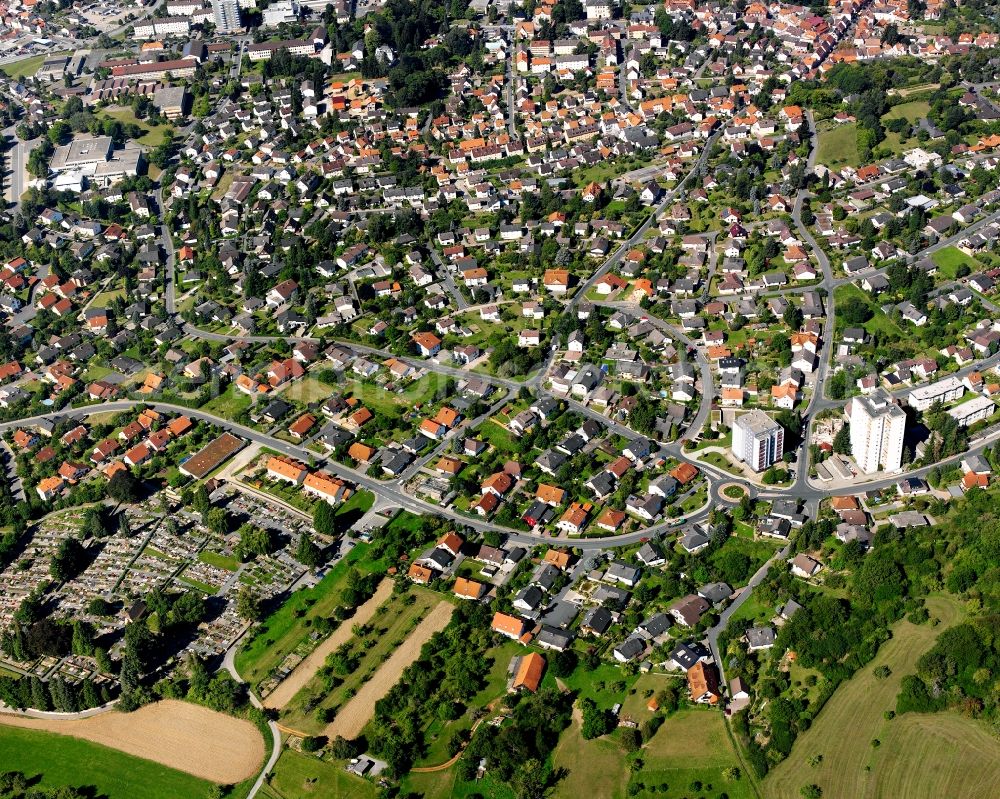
{"left": 367, "top": 602, "right": 496, "bottom": 775}
{"left": 463, "top": 687, "right": 573, "bottom": 797}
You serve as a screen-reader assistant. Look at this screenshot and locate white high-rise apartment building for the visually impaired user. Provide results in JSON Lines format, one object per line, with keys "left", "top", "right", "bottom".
{"left": 213, "top": 0, "right": 242, "bottom": 33}
{"left": 850, "top": 390, "right": 906, "bottom": 474}
{"left": 732, "top": 410, "right": 784, "bottom": 472}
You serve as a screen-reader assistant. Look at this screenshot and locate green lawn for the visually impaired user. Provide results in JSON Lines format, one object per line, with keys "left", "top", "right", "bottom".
{"left": 833, "top": 283, "right": 904, "bottom": 338}
{"left": 3, "top": 53, "right": 51, "bottom": 80}
{"left": 0, "top": 726, "right": 213, "bottom": 799}
{"left": 91, "top": 288, "right": 125, "bottom": 307}
{"left": 260, "top": 747, "right": 376, "bottom": 799}
{"left": 101, "top": 106, "right": 174, "bottom": 147}
{"left": 817, "top": 122, "right": 859, "bottom": 168}
{"left": 279, "top": 375, "right": 335, "bottom": 405}
{"left": 931, "top": 246, "right": 982, "bottom": 280}
{"left": 552, "top": 715, "right": 629, "bottom": 799}
{"left": 334, "top": 488, "right": 374, "bottom": 520}
{"left": 633, "top": 707, "right": 754, "bottom": 799}
{"left": 402, "top": 769, "right": 515, "bottom": 799}
{"left": 201, "top": 384, "right": 253, "bottom": 421}
{"left": 345, "top": 373, "right": 446, "bottom": 417}
{"left": 701, "top": 451, "right": 744, "bottom": 476}
{"left": 83, "top": 364, "right": 114, "bottom": 382}
{"left": 198, "top": 550, "right": 241, "bottom": 571}
{"left": 880, "top": 101, "right": 931, "bottom": 156}
{"left": 235, "top": 543, "right": 380, "bottom": 687}
{"left": 475, "top": 419, "right": 520, "bottom": 454}
{"left": 884, "top": 100, "right": 930, "bottom": 123}
{"left": 556, "top": 662, "right": 638, "bottom": 708}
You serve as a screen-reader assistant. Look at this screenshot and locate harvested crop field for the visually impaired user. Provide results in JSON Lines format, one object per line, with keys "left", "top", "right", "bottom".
{"left": 264, "top": 578, "right": 393, "bottom": 710}
{"left": 325, "top": 601, "right": 454, "bottom": 739}
{"left": 0, "top": 700, "right": 265, "bottom": 784}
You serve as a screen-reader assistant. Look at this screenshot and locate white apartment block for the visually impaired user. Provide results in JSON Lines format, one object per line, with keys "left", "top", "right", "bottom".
{"left": 732, "top": 410, "right": 784, "bottom": 472}
{"left": 947, "top": 395, "right": 995, "bottom": 428}
{"left": 850, "top": 390, "right": 906, "bottom": 475}
{"left": 908, "top": 376, "right": 964, "bottom": 412}
{"left": 586, "top": 0, "right": 612, "bottom": 20}
{"left": 213, "top": 0, "right": 242, "bottom": 32}
{"left": 133, "top": 16, "right": 192, "bottom": 39}
{"left": 262, "top": 0, "right": 300, "bottom": 26}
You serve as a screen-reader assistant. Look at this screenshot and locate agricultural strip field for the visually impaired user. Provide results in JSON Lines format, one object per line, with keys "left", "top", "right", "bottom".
{"left": 0, "top": 724, "right": 213, "bottom": 799}
{"left": 324, "top": 600, "right": 455, "bottom": 739}
{"left": 0, "top": 699, "right": 265, "bottom": 784}
{"left": 235, "top": 543, "right": 381, "bottom": 687}
{"left": 279, "top": 586, "right": 444, "bottom": 733}
{"left": 762, "top": 596, "right": 999, "bottom": 799}
{"left": 263, "top": 578, "right": 393, "bottom": 710}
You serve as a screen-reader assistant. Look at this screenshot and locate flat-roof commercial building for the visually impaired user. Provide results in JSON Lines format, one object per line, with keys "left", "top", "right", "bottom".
{"left": 110, "top": 58, "right": 198, "bottom": 81}
{"left": 50, "top": 136, "right": 144, "bottom": 190}
{"left": 732, "top": 409, "right": 784, "bottom": 472}
{"left": 50, "top": 136, "right": 113, "bottom": 170}
{"left": 850, "top": 390, "right": 906, "bottom": 474}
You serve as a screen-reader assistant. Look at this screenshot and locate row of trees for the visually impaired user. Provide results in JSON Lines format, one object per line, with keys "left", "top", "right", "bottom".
{"left": 0, "top": 673, "right": 113, "bottom": 714}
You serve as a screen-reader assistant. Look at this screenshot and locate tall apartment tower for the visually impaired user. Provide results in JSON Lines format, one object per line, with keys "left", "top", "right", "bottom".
{"left": 850, "top": 390, "right": 906, "bottom": 474}
{"left": 732, "top": 410, "right": 784, "bottom": 472}
{"left": 213, "top": 0, "right": 242, "bottom": 33}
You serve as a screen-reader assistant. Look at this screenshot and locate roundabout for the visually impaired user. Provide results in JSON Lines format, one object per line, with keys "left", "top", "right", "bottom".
{"left": 719, "top": 482, "right": 751, "bottom": 502}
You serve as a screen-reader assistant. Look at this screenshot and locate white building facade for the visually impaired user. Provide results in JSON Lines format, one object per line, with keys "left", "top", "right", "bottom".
{"left": 850, "top": 390, "right": 906, "bottom": 474}
{"left": 732, "top": 410, "right": 784, "bottom": 472}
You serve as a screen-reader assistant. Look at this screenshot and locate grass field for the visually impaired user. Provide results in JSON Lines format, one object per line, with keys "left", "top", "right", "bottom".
{"left": 3, "top": 53, "right": 51, "bottom": 79}
{"left": 198, "top": 549, "right": 241, "bottom": 571}
{"left": 91, "top": 288, "right": 125, "bottom": 307}
{"left": 334, "top": 487, "right": 374, "bottom": 522}
{"left": 280, "top": 375, "right": 335, "bottom": 405}
{"left": 763, "top": 595, "right": 990, "bottom": 799}
{"left": 551, "top": 714, "right": 629, "bottom": 799}
{"left": 201, "top": 383, "right": 253, "bottom": 421}
{"left": 101, "top": 105, "right": 174, "bottom": 147}
{"left": 402, "top": 769, "right": 515, "bottom": 799}
{"left": 881, "top": 100, "right": 931, "bottom": 155}
{"left": 817, "top": 122, "right": 859, "bottom": 168}
{"left": 833, "top": 283, "right": 904, "bottom": 339}
{"left": 259, "top": 748, "right": 376, "bottom": 799}
{"left": 279, "top": 586, "right": 440, "bottom": 732}
{"left": 555, "top": 662, "right": 638, "bottom": 708}
{"left": 931, "top": 245, "right": 982, "bottom": 279}
{"left": 633, "top": 707, "right": 754, "bottom": 799}
{"left": 0, "top": 725, "right": 214, "bottom": 799}
{"left": 476, "top": 418, "right": 520, "bottom": 454}
{"left": 235, "top": 543, "right": 381, "bottom": 687}
{"left": 343, "top": 374, "right": 447, "bottom": 417}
